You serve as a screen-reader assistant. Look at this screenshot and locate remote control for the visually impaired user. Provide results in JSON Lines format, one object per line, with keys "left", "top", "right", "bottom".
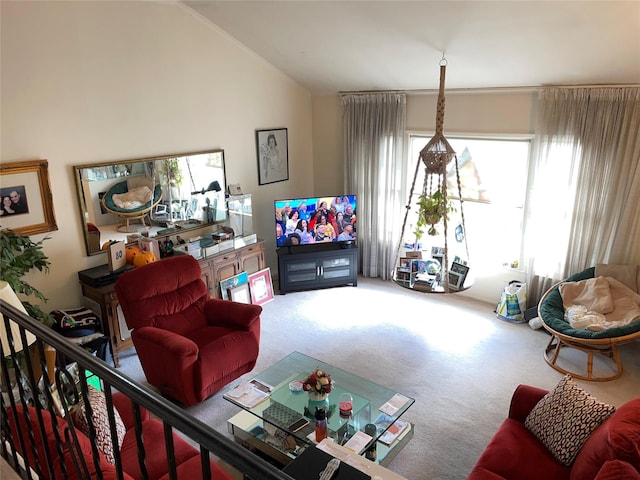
{"left": 319, "top": 458, "right": 340, "bottom": 480}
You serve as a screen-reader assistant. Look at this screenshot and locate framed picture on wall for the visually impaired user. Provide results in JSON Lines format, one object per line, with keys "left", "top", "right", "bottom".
{"left": 0, "top": 160, "right": 57, "bottom": 235}
{"left": 256, "top": 128, "right": 289, "bottom": 185}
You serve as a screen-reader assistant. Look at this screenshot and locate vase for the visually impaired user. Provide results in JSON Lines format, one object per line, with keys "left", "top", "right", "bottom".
{"left": 308, "top": 392, "right": 330, "bottom": 417}
{"left": 308, "top": 391, "right": 328, "bottom": 402}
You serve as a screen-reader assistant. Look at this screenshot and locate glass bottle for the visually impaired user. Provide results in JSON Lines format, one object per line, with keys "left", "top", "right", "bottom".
{"left": 364, "top": 423, "right": 377, "bottom": 462}
{"left": 338, "top": 392, "right": 356, "bottom": 441}
{"left": 314, "top": 407, "right": 327, "bottom": 442}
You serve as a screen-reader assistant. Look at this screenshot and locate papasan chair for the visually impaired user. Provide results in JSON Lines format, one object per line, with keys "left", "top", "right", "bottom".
{"left": 102, "top": 179, "right": 162, "bottom": 233}
{"left": 538, "top": 264, "right": 640, "bottom": 381}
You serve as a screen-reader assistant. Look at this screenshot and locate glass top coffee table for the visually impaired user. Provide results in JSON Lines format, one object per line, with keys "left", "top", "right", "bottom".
{"left": 225, "top": 351, "right": 414, "bottom": 467}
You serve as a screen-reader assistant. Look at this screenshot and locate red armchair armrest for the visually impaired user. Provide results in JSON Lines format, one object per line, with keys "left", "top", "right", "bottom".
{"left": 132, "top": 326, "right": 199, "bottom": 360}
{"left": 203, "top": 298, "right": 262, "bottom": 330}
{"left": 508, "top": 384, "right": 549, "bottom": 423}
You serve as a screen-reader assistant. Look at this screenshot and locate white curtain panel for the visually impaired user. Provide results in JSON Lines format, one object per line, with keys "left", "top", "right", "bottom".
{"left": 523, "top": 87, "right": 640, "bottom": 304}
{"left": 341, "top": 93, "right": 406, "bottom": 279}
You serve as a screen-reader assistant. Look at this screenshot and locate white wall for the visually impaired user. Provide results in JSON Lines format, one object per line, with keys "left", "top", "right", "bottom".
{"left": 1, "top": 1, "right": 314, "bottom": 309}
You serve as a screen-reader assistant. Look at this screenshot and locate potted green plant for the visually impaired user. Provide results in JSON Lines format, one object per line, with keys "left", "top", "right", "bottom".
{"left": 0, "top": 229, "right": 54, "bottom": 326}
{"left": 415, "top": 188, "right": 456, "bottom": 237}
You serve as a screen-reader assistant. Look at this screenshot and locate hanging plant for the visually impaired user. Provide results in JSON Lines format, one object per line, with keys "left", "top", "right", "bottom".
{"left": 0, "top": 229, "right": 54, "bottom": 326}
{"left": 416, "top": 189, "right": 456, "bottom": 236}
{"left": 160, "top": 158, "right": 183, "bottom": 187}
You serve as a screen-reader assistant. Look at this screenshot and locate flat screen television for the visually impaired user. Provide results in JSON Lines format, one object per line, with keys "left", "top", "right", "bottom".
{"left": 274, "top": 195, "right": 357, "bottom": 248}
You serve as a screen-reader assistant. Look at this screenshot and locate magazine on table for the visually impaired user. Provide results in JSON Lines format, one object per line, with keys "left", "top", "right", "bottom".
{"left": 373, "top": 413, "right": 409, "bottom": 445}
{"left": 224, "top": 381, "right": 270, "bottom": 408}
{"left": 379, "top": 393, "right": 410, "bottom": 416}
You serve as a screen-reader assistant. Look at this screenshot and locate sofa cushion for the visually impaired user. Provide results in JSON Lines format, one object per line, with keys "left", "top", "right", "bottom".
{"left": 119, "top": 419, "right": 199, "bottom": 480}
{"left": 467, "top": 418, "right": 571, "bottom": 480}
{"left": 51, "top": 424, "right": 134, "bottom": 480}
{"left": 571, "top": 397, "right": 640, "bottom": 480}
{"left": 5, "top": 405, "right": 61, "bottom": 478}
{"left": 112, "top": 391, "right": 150, "bottom": 428}
{"left": 524, "top": 375, "right": 615, "bottom": 466}
{"left": 593, "top": 460, "right": 640, "bottom": 480}
{"left": 157, "top": 454, "right": 234, "bottom": 480}
{"left": 73, "top": 385, "right": 126, "bottom": 464}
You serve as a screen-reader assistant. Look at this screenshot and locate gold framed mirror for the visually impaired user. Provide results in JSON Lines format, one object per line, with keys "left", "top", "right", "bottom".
{"left": 74, "top": 149, "right": 227, "bottom": 256}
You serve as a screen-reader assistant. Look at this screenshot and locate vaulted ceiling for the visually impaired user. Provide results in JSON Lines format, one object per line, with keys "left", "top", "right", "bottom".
{"left": 183, "top": 1, "right": 640, "bottom": 95}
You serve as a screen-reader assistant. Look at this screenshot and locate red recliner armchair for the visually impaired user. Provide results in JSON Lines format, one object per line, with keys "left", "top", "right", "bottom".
{"left": 114, "top": 255, "right": 262, "bottom": 406}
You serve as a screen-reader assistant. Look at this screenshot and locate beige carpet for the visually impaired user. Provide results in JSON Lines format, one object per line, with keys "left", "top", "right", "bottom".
{"left": 116, "top": 277, "right": 640, "bottom": 480}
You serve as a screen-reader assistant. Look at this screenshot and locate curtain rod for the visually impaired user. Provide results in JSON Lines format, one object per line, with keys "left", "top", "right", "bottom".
{"left": 339, "top": 84, "right": 640, "bottom": 96}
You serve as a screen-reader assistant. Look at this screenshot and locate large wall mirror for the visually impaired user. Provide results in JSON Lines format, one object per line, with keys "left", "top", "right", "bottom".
{"left": 74, "top": 149, "right": 227, "bottom": 256}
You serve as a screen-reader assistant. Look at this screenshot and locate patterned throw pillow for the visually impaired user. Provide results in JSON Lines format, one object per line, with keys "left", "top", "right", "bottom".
{"left": 524, "top": 375, "right": 616, "bottom": 466}
{"left": 73, "top": 385, "right": 126, "bottom": 464}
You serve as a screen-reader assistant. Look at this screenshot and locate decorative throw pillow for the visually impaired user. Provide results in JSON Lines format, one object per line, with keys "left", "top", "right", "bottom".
{"left": 73, "top": 385, "right": 126, "bottom": 464}
{"left": 524, "top": 375, "right": 616, "bottom": 466}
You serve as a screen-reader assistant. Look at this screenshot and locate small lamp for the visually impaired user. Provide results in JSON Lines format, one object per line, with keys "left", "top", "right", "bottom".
{"left": 1, "top": 281, "right": 56, "bottom": 386}
{"left": 191, "top": 181, "right": 221, "bottom": 195}
{"left": 0, "top": 281, "right": 36, "bottom": 354}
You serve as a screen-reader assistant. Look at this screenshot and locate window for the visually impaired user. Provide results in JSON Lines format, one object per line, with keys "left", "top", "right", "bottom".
{"left": 406, "top": 134, "right": 531, "bottom": 273}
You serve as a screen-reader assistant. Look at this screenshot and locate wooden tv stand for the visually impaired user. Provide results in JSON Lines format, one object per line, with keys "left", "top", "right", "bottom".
{"left": 277, "top": 243, "right": 358, "bottom": 294}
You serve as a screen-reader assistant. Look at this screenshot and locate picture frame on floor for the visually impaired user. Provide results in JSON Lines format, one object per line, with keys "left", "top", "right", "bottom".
{"left": 432, "top": 254, "right": 444, "bottom": 268}
{"left": 219, "top": 272, "right": 249, "bottom": 300}
{"left": 248, "top": 268, "right": 274, "bottom": 305}
{"left": 451, "top": 261, "right": 470, "bottom": 288}
{"left": 448, "top": 271, "right": 464, "bottom": 291}
{"left": 228, "top": 283, "right": 251, "bottom": 304}
{"left": 411, "top": 259, "right": 429, "bottom": 273}
{"left": 399, "top": 257, "right": 412, "bottom": 268}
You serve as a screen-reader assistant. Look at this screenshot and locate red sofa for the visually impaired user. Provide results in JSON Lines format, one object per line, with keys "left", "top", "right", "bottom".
{"left": 6, "top": 391, "right": 233, "bottom": 480}
{"left": 467, "top": 384, "right": 640, "bottom": 479}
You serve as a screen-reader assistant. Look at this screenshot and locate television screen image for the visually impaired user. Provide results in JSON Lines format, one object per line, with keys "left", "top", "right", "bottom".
{"left": 274, "top": 195, "right": 357, "bottom": 247}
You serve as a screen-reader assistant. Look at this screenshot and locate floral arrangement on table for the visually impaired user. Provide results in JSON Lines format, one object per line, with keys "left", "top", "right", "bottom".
{"left": 302, "top": 368, "right": 332, "bottom": 396}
